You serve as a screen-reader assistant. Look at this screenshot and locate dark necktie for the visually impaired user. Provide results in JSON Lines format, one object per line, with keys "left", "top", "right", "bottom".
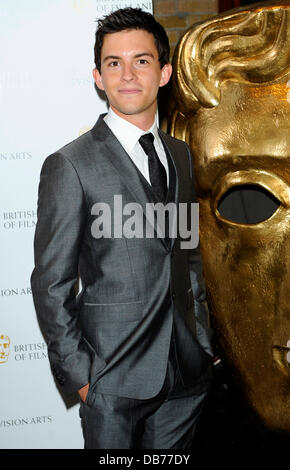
{"left": 139, "top": 133, "right": 167, "bottom": 202}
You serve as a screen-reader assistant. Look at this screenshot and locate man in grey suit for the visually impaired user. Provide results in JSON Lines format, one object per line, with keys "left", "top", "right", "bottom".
{"left": 31, "top": 8, "right": 213, "bottom": 449}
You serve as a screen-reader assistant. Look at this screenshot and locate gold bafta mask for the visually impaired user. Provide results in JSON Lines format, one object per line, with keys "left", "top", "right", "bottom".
{"left": 168, "top": 1, "right": 290, "bottom": 434}
{"left": 0, "top": 334, "right": 10, "bottom": 364}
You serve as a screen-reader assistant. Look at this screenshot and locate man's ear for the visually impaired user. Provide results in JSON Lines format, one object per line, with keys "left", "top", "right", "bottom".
{"left": 159, "top": 63, "right": 172, "bottom": 88}
{"left": 93, "top": 68, "right": 104, "bottom": 91}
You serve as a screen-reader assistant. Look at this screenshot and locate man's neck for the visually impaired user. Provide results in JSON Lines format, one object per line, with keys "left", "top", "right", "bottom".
{"left": 110, "top": 106, "right": 156, "bottom": 131}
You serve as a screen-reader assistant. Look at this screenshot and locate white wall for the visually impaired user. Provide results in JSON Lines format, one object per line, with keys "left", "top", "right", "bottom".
{"left": 0, "top": 0, "right": 152, "bottom": 449}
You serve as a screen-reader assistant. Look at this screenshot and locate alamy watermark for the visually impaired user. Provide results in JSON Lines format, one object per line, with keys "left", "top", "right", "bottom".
{"left": 90, "top": 195, "right": 199, "bottom": 249}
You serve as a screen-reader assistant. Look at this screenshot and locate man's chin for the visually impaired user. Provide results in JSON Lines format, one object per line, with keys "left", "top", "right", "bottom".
{"left": 113, "top": 106, "right": 144, "bottom": 116}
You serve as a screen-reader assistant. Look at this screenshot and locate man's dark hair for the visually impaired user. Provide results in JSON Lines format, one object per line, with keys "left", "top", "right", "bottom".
{"left": 94, "top": 8, "right": 170, "bottom": 72}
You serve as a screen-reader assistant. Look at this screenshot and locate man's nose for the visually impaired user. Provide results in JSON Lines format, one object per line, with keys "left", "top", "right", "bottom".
{"left": 121, "top": 63, "right": 136, "bottom": 81}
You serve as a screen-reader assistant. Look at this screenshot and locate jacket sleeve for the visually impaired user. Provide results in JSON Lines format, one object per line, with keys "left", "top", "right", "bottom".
{"left": 185, "top": 143, "right": 214, "bottom": 357}
{"left": 31, "top": 153, "right": 105, "bottom": 396}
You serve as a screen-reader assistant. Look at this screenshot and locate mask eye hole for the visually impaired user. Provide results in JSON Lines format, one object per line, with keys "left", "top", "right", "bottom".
{"left": 217, "top": 184, "right": 280, "bottom": 224}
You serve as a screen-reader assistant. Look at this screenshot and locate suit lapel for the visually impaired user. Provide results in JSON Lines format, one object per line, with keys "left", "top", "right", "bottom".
{"left": 159, "top": 131, "right": 182, "bottom": 250}
{"left": 90, "top": 116, "right": 189, "bottom": 249}
{"left": 91, "top": 115, "right": 150, "bottom": 206}
{"left": 158, "top": 130, "right": 179, "bottom": 207}
{"left": 91, "top": 116, "right": 175, "bottom": 247}
{"left": 158, "top": 130, "right": 180, "bottom": 206}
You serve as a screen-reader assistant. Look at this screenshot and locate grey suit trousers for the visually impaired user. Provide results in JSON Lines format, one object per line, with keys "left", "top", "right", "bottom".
{"left": 79, "top": 338, "right": 212, "bottom": 449}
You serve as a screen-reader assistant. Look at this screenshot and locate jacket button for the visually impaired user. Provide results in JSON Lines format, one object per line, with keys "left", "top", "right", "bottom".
{"left": 172, "top": 293, "right": 176, "bottom": 300}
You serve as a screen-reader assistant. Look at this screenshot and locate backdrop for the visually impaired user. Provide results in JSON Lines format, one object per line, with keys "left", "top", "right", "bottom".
{"left": 0, "top": 0, "right": 152, "bottom": 449}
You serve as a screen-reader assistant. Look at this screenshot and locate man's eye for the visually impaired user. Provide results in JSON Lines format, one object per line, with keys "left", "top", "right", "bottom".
{"left": 138, "top": 59, "right": 148, "bottom": 65}
{"left": 108, "top": 61, "right": 119, "bottom": 67}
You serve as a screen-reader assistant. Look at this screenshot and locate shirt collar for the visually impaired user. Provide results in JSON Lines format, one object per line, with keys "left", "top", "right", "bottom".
{"left": 104, "top": 107, "right": 160, "bottom": 153}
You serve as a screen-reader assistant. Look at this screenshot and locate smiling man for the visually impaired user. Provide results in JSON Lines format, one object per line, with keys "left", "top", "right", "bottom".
{"left": 31, "top": 8, "right": 213, "bottom": 449}
{"left": 93, "top": 28, "right": 170, "bottom": 128}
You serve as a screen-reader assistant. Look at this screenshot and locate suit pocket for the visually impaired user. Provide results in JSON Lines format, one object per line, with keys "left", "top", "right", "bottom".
{"left": 80, "top": 304, "right": 142, "bottom": 363}
{"left": 81, "top": 300, "right": 143, "bottom": 323}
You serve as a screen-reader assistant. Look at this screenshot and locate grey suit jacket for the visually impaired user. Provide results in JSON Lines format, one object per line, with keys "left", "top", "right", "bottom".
{"left": 31, "top": 114, "right": 213, "bottom": 400}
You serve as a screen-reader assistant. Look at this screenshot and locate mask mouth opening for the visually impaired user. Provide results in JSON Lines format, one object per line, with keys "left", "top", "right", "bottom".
{"left": 217, "top": 184, "right": 280, "bottom": 224}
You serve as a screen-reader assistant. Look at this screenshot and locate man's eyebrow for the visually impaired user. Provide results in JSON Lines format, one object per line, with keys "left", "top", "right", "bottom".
{"left": 102, "top": 52, "right": 155, "bottom": 62}
{"left": 134, "top": 52, "right": 155, "bottom": 59}
{"left": 103, "top": 55, "right": 121, "bottom": 62}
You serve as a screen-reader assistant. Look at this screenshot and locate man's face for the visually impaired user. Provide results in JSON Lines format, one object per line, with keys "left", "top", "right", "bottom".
{"left": 93, "top": 29, "right": 171, "bottom": 125}
{"left": 190, "top": 78, "right": 290, "bottom": 432}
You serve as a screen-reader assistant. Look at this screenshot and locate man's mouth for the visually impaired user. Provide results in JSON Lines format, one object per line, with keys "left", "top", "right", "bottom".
{"left": 118, "top": 89, "right": 141, "bottom": 94}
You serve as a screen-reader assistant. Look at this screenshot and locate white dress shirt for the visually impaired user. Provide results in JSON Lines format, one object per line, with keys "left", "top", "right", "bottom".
{"left": 103, "top": 107, "right": 169, "bottom": 187}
